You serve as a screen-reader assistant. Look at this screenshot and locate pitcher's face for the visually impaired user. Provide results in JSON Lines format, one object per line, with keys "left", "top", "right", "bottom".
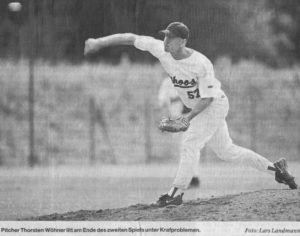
{"left": 163, "top": 36, "right": 185, "bottom": 53}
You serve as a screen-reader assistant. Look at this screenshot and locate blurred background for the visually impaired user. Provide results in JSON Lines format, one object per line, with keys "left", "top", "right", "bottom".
{"left": 0, "top": 0, "right": 300, "bottom": 166}
{"left": 0, "top": 0, "right": 300, "bottom": 220}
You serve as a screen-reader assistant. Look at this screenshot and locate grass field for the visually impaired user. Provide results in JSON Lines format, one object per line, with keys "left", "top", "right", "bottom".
{"left": 0, "top": 162, "right": 299, "bottom": 220}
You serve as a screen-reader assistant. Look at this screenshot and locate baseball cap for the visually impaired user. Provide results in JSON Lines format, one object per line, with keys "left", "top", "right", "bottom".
{"left": 159, "top": 22, "right": 190, "bottom": 39}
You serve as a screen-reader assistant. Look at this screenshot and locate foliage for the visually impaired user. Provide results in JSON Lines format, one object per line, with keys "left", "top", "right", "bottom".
{"left": 266, "top": 0, "right": 300, "bottom": 65}
{"left": 0, "top": 0, "right": 299, "bottom": 65}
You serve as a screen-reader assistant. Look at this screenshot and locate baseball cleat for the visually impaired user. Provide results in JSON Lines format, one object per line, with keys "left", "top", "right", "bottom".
{"left": 188, "top": 177, "right": 200, "bottom": 188}
{"left": 273, "top": 158, "right": 297, "bottom": 189}
{"left": 155, "top": 193, "right": 184, "bottom": 207}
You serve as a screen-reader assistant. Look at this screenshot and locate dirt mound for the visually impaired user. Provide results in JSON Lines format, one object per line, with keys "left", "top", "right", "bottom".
{"left": 24, "top": 189, "right": 300, "bottom": 221}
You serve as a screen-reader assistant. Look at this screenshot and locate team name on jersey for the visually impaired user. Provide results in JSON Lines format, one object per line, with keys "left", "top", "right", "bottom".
{"left": 169, "top": 76, "right": 197, "bottom": 88}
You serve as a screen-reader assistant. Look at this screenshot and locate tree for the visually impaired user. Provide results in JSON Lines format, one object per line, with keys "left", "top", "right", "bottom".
{"left": 267, "top": 0, "right": 300, "bottom": 65}
{"left": 0, "top": 0, "right": 299, "bottom": 65}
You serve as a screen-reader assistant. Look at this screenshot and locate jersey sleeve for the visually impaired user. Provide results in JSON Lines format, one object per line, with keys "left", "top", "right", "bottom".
{"left": 134, "top": 36, "right": 165, "bottom": 59}
{"left": 197, "top": 64, "right": 221, "bottom": 98}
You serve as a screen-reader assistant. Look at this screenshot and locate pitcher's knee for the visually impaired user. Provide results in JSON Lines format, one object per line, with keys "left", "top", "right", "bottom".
{"left": 180, "top": 144, "right": 198, "bottom": 161}
{"left": 215, "top": 144, "right": 241, "bottom": 162}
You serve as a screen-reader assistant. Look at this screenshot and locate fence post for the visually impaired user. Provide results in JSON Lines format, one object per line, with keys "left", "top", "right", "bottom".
{"left": 95, "top": 104, "right": 117, "bottom": 164}
{"left": 28, "top": 0, "right": 38, "bottom": 167}
{"left": 249, "top": 84, "right": 258, "bottom": 151}
{"left": 89, "top": 96, "right": 96, "bottom": 164}
{"left": 144, "top": 97, "right": 152, "bottom": 163}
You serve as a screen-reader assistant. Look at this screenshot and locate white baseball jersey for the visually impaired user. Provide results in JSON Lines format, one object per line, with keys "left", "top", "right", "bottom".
{"left": 135, "top": 35, "right": 273, "bottom": 190}
{"left": 134, "top": 36, "right": 224, "bottom": 109}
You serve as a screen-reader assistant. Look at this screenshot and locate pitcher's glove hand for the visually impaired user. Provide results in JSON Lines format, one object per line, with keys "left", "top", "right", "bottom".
{"left": 159, "top": 116, "right": 190, "bottom": 133}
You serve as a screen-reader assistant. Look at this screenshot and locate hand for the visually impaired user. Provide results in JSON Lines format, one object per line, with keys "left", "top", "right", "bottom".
{"left": 84, "top": 38, "right": 102, "bottom": 56}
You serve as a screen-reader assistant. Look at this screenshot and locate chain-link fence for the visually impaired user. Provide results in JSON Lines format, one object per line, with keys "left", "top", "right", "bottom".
{"left": 0, "top": 58, "right": 300, "bottom": 166}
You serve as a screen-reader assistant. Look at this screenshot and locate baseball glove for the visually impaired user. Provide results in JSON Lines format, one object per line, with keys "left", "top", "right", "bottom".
{"left": 158, "top": 116, "right": 190, "bottom": 133}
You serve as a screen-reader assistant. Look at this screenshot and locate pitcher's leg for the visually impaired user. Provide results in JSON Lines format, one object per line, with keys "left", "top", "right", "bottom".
{"left": 172, "top": 99, "right": 228, "bottom": 189}
{"left": 207, "top": 121, "right": 273, "bottom": 173}
{"left": 156, "top": 96, "right": 229, "bottom": 207}
{"left": 189, "top": 151, "right": 201, "bottom": 188}
{"left": 172, "top": 142, "right": 202, "bottom": 189}
{"left": 207, "top": 121, "right": 297, "bottom": 189}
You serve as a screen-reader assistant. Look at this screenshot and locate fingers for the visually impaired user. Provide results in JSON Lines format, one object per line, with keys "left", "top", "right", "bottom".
{"left": 84, "top": 40, "right": 92, "bottom": 56}
{"left": 84, "top": 40, "right": 90, "bottom": 56}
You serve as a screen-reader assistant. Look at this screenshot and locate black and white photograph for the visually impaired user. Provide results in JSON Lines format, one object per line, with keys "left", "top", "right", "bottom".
{"left": 0, "top": 0, "right": 299, "bottom": 235}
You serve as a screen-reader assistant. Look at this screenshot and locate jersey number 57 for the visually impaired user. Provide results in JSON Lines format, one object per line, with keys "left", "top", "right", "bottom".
{"left": 187, "top": 88, "right": 200, "bottom": 99}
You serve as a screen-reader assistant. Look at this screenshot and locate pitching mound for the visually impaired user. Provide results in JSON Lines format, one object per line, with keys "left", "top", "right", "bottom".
{"left": 24, "top": 189, "right": 300, "bottom": 221}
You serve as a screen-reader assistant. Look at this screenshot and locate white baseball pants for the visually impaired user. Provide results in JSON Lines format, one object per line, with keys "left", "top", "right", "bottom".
{"left": 173, "top": 94, "right": 274, "bottom": 189}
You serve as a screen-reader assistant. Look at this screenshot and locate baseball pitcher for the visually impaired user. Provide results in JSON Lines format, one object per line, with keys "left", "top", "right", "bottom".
{"left": 84, "top": 22, "right": 297, "bottom": 207}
